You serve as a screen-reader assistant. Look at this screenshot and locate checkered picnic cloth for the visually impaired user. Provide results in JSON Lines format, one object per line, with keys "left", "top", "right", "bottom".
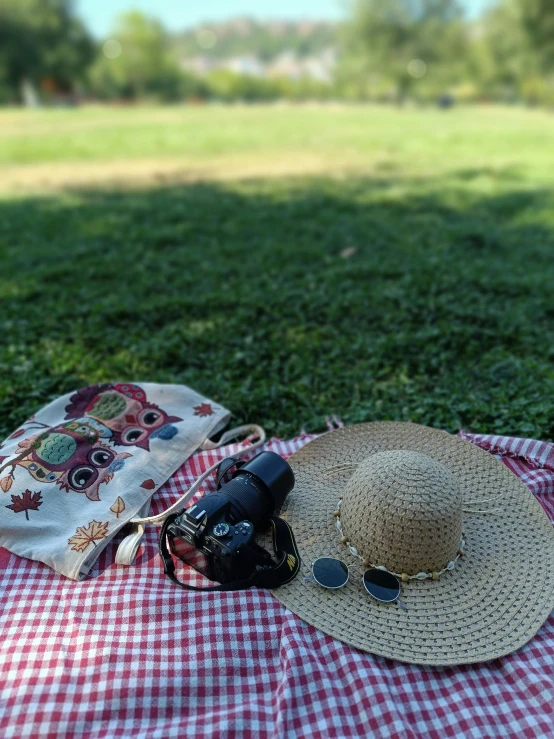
{"left": 1, "top": 424, "right": 554, "bottom": 738}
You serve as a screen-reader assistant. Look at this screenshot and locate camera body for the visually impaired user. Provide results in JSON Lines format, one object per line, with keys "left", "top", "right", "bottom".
{"left": 166, "top": 451, "right": 295, "bottom": 584}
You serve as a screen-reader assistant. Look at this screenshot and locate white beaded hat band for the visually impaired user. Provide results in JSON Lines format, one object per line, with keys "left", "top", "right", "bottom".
{"left": 333, "top": 496, "right": 466, "bottom": 582}
{"left": 271, "top": 422, "right": 554, "bottom": 666}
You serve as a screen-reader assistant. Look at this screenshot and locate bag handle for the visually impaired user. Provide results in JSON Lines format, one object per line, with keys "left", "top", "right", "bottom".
{"left": 131, "top": 424, "right": 266, "bottom": 526}
{"left": 198, "top": 424, "right": 265, "bottom": 451}
{"left": 115, "top": 424, "right": 266, "bottom": 566}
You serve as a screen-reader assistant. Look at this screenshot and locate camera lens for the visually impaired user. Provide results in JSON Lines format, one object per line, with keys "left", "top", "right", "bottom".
{"left": 218, "top": 451, "right": 295, "bottom": 527}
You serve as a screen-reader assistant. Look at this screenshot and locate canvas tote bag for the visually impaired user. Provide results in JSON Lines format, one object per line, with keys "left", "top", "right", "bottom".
{"left": 0, "top": 381, "right": 262, "bottom": 580}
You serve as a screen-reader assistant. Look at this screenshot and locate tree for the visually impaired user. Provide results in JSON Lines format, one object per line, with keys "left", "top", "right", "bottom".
{"left": 0, "top": 0, "right": 95, "bottom": 102}
{"left": 517, "top": 0, "right": 554, "bottom": 74}
{"left": 471, "top": 0, "right": 554, "bottom": 105}
{"left": 470, "top": 1, "right": 529, "bottom": 101}
{"left": 205, "top": 69, "right": 284, "bottom": 102}
{"left": 338, "top": 0, "right": 469, "bottom": 102}
{"left": 88, "top": 12, "right": 201, "bottom": 102}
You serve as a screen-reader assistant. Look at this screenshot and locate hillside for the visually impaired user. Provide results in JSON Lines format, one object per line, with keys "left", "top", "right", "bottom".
{"left": 172, "top": 18, "right": 338, "bottom": 62}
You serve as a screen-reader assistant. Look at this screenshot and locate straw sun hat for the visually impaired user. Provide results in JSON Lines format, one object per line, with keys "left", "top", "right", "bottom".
{"left": 272, "top": 422, "right": 554, "bottom": 666}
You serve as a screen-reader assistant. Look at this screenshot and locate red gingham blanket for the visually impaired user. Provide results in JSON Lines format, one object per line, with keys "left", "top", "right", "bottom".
{"left": 1, "top": 425, "right": 554, "bottom": 738}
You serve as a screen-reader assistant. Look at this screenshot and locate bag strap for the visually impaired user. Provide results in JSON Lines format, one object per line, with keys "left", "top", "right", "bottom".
{"left": 158, "top": 514, "right": 301, "bottom": 591}
{"left": 199, "top": 424, "right": 265, "bottom": 451}
{"left": 116, "top": 424, "right": 266, "bottom": 566}
{"left": 131, "top": 424, "right": 266, "bottom": 527}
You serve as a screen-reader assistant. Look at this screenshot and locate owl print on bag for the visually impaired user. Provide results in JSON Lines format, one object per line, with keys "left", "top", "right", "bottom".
{"left": 64, "top": 383, "right": 182, "bottom": 451}
{"left": 0, "top": 383, "right": 182, "bottom": 504}
{"left": 0, "top": 419, "right": 131, "bottom": 501}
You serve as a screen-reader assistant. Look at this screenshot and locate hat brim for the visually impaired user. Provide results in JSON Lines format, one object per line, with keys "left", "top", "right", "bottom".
{"left": 271, "top": 423, "right": 554, "bottom": 666}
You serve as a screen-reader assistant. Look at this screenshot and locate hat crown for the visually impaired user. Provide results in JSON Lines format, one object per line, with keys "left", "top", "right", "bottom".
{"left": 341, "top": 450, "right": 463, "bottom": 574}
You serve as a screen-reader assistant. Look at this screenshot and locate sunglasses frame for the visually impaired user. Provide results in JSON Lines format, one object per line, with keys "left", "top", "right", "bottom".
{"left": 311, "top": 556, "right": 401, "bottom": 603}
{"left": 362, "top": 568, "right": 401, "bottom": 603}
{"left": 312, "top": 556, "right": 350, "bottom": 589}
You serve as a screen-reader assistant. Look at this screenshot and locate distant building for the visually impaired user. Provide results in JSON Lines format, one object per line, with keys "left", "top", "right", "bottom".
{"left": 298, "top": 21, "right": 319, "bottom": 37}
{"left": 178, "top": 17, "right": 337, "bottom": 84}
{"left": 224, "top": 56, "right": 266, "bottom": 77}
{"left": 267, "top": 52, "right": 304, "bottom": 80}
{"left": 181, "top": 57, "right": 217, "bottom": 75}
{"left": 267, "top": 21, "right": 288, "bottom": 36}
{"left": 266, "top": 49, "right": 337, "bottom": 83}
{"left": 305, "top": 48, "right": 337, "bottom": 83}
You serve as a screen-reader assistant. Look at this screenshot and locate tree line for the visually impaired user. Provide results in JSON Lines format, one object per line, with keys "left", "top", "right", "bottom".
{"left": 340, "top": 0, "right": 554, "bottom": 105}
{"left": 1, "top": 0, "right": 554, "bottom": 106}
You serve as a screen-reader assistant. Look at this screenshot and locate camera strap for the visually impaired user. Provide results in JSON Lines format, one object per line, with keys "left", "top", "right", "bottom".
{"left": 158, "top": 514, "right": 301, "bottom": 592}
{"left": 128, "top": 426, "right": 266, "bottom": 528}
{"left": 117, "top": 429, "right": 267, "bottom": 567}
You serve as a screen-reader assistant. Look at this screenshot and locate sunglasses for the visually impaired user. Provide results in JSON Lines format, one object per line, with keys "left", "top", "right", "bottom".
{"left": 311, "top": 557, "right": 401, "bottom": 603}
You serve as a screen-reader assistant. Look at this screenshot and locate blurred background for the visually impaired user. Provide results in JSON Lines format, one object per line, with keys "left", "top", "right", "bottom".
{"left": 1, "top": 1, "right": 554, "bottom": 441}
{"left": 1, "top": 0, "right": 553, "bottom": 106}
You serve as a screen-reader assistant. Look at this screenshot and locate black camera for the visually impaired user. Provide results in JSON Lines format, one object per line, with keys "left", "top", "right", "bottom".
{"left": 165, "top": 451, "right": 295, "bottom": 584}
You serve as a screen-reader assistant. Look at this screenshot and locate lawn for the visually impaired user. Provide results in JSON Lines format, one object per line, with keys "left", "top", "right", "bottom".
{"left": 1, "top": 103, "right": 554, "bottom": 441}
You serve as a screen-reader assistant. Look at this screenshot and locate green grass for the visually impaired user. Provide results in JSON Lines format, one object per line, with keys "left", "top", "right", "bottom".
{"left": 1, "top": 104, "right": 554, "bottom": 441}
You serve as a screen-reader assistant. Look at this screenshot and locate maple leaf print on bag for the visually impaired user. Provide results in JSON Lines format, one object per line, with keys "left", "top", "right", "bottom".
{"left": 110, "top": 496, "right": 126, "bottom": 518}
{"left": 6, "top": 490, "right": 43, "bottom": 520}
{"left": 193, "top": 403, "right": 215, "bottom": 417}
{"left": 68, "top": 520, "right": 109, "bottom": 552}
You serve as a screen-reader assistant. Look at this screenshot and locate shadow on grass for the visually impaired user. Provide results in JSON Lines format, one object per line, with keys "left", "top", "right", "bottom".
{"left": 1, "top": 169, "right": 554, "bottom": 440}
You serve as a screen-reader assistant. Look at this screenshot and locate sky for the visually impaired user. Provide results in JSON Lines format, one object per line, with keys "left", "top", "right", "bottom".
{"left": 77, "top": 0, "right": 493, "bottom": 38}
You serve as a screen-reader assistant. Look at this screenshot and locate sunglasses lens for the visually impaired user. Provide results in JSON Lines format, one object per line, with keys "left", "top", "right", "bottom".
{"left": 363, "top": 568, "right": 401, "bottom": 602}
{"left": 312, "top": 557, "right": 349, "bottom": 589}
